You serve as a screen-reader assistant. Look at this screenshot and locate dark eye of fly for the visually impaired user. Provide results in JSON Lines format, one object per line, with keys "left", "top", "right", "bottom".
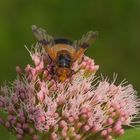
{"left": 58, "top": 54, "right": 71, "bottom": 68}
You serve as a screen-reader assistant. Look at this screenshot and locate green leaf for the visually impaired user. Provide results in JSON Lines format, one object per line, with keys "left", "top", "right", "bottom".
{"left": 0, "top": 125, "right": 10, "bottom": 140}
{"left": 9, "top": 134, "right": 16, "bottom": 140}
{"left": 117, "top": 128, "right": 140, "bottom": 140}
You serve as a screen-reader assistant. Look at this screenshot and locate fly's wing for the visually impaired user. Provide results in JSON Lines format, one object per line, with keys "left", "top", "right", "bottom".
{"left": 73, "top": 31, "right": 98, "bottom": 61}
{"left": 32, "top": 25, "right": 56, "bottom": 60}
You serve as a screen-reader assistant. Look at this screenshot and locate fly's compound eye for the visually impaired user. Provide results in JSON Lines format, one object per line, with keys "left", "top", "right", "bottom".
{"left": 58, "top": 54, "right": 71, "bottom": 68}
{"left": 59, "top": 59, "right": 70, "bottom": 68}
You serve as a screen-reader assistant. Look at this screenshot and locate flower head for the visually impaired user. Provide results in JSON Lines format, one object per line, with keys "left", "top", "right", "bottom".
{"left": 0, "top": 31, "right": 140, "bottom": 140}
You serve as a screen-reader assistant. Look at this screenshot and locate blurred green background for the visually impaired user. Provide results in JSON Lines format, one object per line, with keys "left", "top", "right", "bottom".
{"left": 0, "top": 0, "right": 140, "bottom": 139}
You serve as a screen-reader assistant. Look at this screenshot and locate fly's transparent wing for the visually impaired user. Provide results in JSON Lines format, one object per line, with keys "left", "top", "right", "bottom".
{"left": 72, "top": 31, "right": 98, "bottom": 61}
{"left": 73, "top": 31, "right": 98, "bottom": 50}
{"left": 32, "top": 25, "right": 54, "bottom": 46}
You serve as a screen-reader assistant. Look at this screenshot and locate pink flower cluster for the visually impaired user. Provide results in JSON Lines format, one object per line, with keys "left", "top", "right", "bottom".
{"left": 0, "top": 44, "right": 140, "bottom": 140}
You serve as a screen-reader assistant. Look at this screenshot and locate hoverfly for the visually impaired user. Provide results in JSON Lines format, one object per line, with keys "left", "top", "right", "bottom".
{"left": 32, "top": 25, "right": 98, "bottom": 82}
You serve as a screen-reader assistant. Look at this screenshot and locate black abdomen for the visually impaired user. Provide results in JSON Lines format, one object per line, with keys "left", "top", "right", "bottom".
{"left": 58, "top": 54, "right": 71, "bottom": 68}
